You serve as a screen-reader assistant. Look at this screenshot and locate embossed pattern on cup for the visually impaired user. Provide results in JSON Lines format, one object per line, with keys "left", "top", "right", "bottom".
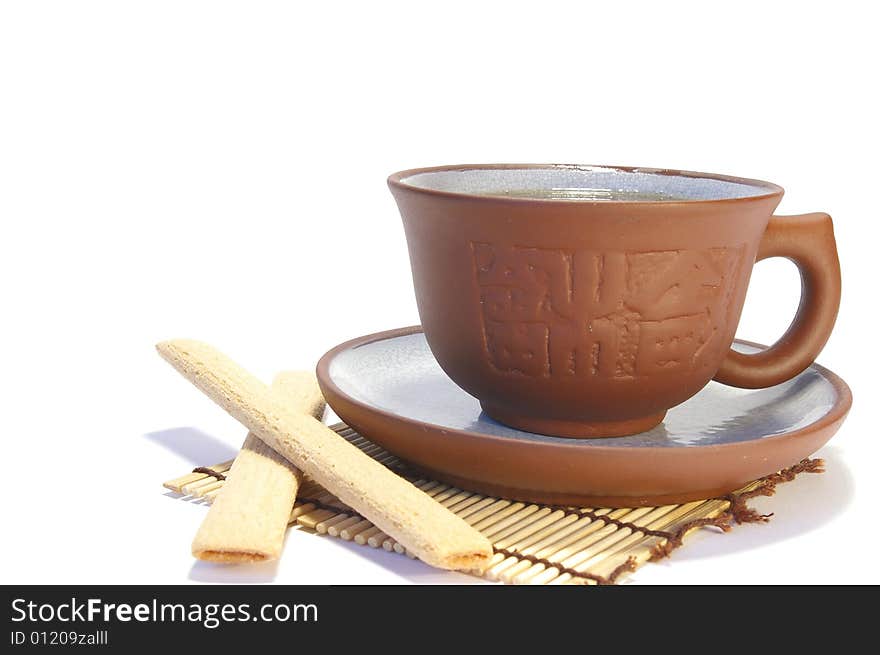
{"left": 471, "top": 242, "right": 746, "bottom": 381}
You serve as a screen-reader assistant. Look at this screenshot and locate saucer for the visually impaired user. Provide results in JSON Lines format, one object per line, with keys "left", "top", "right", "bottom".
{"left": 316, "top": 327, "right": 852, "bottom": 506}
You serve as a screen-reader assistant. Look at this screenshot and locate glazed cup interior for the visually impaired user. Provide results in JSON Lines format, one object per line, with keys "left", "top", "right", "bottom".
{"left": 395, "top": 165, "right": 781, "bottom": 202}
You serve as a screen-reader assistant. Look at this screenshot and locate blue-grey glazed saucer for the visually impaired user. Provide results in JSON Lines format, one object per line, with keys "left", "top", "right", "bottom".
{"left": 317, "top": 327, "right": 851, "bottom": 506}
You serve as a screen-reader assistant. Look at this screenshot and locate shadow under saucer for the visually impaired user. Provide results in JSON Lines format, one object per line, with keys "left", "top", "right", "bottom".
{"left": 670, "top": 445, "right": 854, "bottom": 561}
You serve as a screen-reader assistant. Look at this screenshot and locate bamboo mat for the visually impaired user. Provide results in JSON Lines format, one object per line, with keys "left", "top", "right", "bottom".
{"left": 163, "top": 422, "right": 823, "bottom": 585}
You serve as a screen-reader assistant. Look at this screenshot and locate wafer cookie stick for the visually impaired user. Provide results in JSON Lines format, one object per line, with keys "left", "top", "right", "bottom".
{"left": 156, "top": 340, "right": 492, "bottom": 572}
{"left": 191, "top": 371, "right": 325, "bottom": 563}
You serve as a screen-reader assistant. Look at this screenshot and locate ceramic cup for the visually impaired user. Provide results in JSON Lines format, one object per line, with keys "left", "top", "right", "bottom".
{"left": 388, "top": 164, "right": 840, "bottom": 438}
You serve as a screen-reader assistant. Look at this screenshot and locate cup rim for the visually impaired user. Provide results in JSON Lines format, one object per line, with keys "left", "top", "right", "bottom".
{"left": 388, "top": 163, "right": 785, "bottom": 205}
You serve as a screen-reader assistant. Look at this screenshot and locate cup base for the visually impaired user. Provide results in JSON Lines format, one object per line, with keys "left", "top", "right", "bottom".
{"left": 479, "top": 403, "right": 667, "bottom": 438}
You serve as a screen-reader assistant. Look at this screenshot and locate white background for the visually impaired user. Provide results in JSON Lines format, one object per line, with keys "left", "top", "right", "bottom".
{"left": 1, "top": 1, "right": 877, "bottom": 584}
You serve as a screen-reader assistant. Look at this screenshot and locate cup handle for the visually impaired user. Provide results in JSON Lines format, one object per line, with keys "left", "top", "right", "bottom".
{"left": 714, "top": 212, "right": 841, "bottom": 388}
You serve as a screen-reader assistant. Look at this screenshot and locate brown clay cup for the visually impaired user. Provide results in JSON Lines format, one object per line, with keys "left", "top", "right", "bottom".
{"left": 388, "top": 164, "right": 841, "bottom": 438}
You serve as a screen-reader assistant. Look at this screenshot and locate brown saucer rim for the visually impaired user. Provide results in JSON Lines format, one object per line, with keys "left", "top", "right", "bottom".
{"left": 316, "top": 325, "right": 852, "bottom": 455}
{"left": 316, "top": 326, "right": 852, "bottom": 505}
